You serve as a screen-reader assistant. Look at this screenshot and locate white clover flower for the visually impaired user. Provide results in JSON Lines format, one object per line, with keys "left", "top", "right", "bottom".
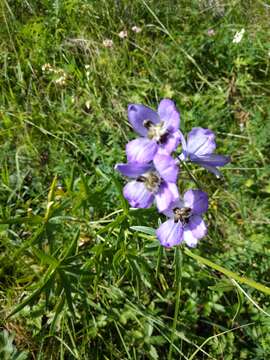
{"left": 131, "top": 26, "right": 142, "bottom": 33}
{"left": 118, "top": 30, "right": 128, "bottom": 39}
{"left": 54, "top": 74, "right": 67, "bottom": 86}
{"left": 207, "top": 29, "right": 215, "bottom": 36}
{"left": 42, "top": 63, "right": 53, "bottom": 72}
{"left": 103, "top": 39, "right": 113, "bottom": 48}
{"left": 232, "top": 28, "right": 245, "bottom": 44}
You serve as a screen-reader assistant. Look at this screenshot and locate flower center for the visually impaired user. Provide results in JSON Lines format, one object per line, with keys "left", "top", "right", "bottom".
{"left": 143, "top": 120, "right": 168, "bottom": 144}
{"left": 173, "top": 207, "right": 192, "bottom": 224}
{"left": 137, "top": 171, "right": 161, "bottom": 193}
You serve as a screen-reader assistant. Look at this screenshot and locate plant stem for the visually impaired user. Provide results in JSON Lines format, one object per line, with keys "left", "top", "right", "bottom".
{"left": 168, "top": 246, "right": 182, "bottom": 360}
{"left": 181, "top": 161, "right": 202, "bottom": 188}
{"left": 156, "top": 245, "right": 163, "bottom": 279}
{"left": 185, "top": 249, "right": 270, "bottom": 295}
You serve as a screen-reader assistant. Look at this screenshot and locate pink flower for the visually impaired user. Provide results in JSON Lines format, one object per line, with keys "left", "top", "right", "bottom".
{"left": 131, "top": 26, "right": 142, "bottom": 33}
{"left": 118, "top": 30, "right": 128, "bottom": 39}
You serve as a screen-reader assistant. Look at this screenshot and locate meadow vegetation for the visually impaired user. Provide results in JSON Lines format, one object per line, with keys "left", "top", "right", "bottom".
{"left": 0, "top": 0, "right": 270, "bottom": 358}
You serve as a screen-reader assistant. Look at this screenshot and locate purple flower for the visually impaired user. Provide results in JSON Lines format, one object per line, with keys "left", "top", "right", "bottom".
{"left": 115, "top": 154, "right": 179, "bottom": 212}
{"left": 179, "top": 127, "right": 230, "bottom": 177}
{"left": 126, "top": 99, "right": 181, "bottom": 163}
{"left": 156, "top": 189, "right": 208, "bottom": 248}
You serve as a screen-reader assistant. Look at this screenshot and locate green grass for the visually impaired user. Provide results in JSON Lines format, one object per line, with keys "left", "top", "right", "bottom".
{"left": 0, "top": 0, "right": 270, "bottom": 358}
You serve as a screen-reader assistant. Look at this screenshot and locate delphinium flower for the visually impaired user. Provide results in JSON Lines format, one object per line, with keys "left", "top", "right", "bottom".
{"left": 115, "top": 98, "right": 230, "bottom": 250}
{"left": 179, "top": 127, "right": 230, "bottom": 177}
{"left": 156, "top": 189, "right": 208, "bottom": 248}
{"left": 126, "top": 99, "right": 181, "bottom": 163}
{"left": 115, "top": 153, "right": 179, "bottom": 212}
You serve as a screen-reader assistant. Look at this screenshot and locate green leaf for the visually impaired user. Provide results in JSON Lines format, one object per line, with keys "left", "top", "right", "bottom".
{"left": 185, "top": 249, "right": 270, "bottom": 296}
{"left": 208, "top": 279, "right": 235, "bottom": 292}
{"left": 130, "top": 226, "right": 156, "bottom": 236}
{"left": 32, "top": 247, "right": 59, "bottom": 267}
{"left": 96, "top": 213, "right": 126, "bottom": 235}
{"left": 111, "top": 173, "right": 129, "bottom": 215}
{"left": 58, "top": 270, "right": 75, "bottom": 316}
{"left": 60, "top": 228, "right": 80, "bottom": 260}
{"left": 7, "top": 266, "right": 56, "bottom": 318}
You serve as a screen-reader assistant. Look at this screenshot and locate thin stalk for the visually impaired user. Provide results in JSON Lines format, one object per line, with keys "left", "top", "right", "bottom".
{"left": 181, "top": 161, "right": 202, "bottom": 188}
{"left": 168, "top": 246, "right": 182, "bottom": 360}
{"left": 185, "top": 249, "right": 270, "bottom": 296}
{"left": 155, "top": 245, "right": 163, "bottom": 278}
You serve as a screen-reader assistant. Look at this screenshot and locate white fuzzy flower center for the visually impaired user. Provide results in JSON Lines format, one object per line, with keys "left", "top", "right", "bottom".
{"left": 143, "top": 120, "right": 168, "bottom": 143}
{"left": 137, "top": 171, "right": 161, "bottom": 193}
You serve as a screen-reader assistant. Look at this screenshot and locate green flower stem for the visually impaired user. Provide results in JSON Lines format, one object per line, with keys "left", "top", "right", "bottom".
{"left": 168, "top": 246, "right": 183, "bottom": 360}
{"left": 185, "top": 249, "right": 270, "bottom": 296}
{"left": 181, "top": 161, "right": 202, "bottom": 188}
{"left": 156, "top": 245, "right": 163, "bottom": 278}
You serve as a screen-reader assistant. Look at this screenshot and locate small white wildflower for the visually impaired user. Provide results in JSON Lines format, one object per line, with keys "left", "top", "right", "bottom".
{"left": 85, "top": 100, "right": 91, "bottom": 110}
{"left": 55, "top": 68, "right": 64, "bottom": 74}
{"left": 232, "top": 28, "right": 245, "bottom": 44}
{"left": 103, "top": 39, "right": 113, "bottom": 48}
{"left": 86, "top": 70, "right": 90, "bottom": 78}
{"left": 131, "top": 26, "right": 142, "bottom": 33}
{"left": 55, "top": 74, "right": 67, "bottom": 86}
{"left": 42, "top": 63, "right": 53, "bottom": 72}
{"left": 84, "top": 64, "right": 90, "bottom": 69}
{"left": 118, "top": 30, "right": 128, "bottom": 39}
{"left": 207, "top": 29, "right": 215, "bottom": 36}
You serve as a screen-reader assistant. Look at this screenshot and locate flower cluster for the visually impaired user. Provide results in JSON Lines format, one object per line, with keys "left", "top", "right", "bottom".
{"left": 115, "top": 100, "right": 230, "bottom": 248}
{"left": 41, "top": 63, "right": 68, "bottom": 86}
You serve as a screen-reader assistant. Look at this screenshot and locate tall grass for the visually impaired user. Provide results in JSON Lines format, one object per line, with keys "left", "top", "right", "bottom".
{"left": 0, "top": 0, "right": 270, "bottom": 358}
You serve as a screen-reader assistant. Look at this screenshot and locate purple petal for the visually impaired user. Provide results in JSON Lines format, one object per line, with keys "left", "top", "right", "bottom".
{"left": 115, "top": 162, "right": 152, "bottom": 178}
{"left": 179, "top": 130, "right": 187, "bottom": 150}
{"left": 156, "top": 219, "right": 183, "bottom": 248}
{"left": 159, "top": 130, "right": 181, "bottom": 155}
{"left": 162, "top": 208, "right": 174, "bottom": 218}
{"left": 178, "top": 130, "right": 188, "bottom": 160}
{"left": 162, "top": 198, "right": 183, "bottom": 217}
{"left": 193, "top": 163, "right": 222, "bottom": 178}
{"left": 167, "top": 182, "right": 180, "bottom": 202}
{"left": 126, "top": 138, "right": 158, "bottom": 163}
{"left": 123, "top": 181, "right": 154, "bottom": 208}
{"left": 157, "top": 99, "right": 180, "bottom": 132}
{"left": 190, "top": 154, "right": 230, "bottom": 167}
{"left": 153, "top": 154, "right": 179, "bottom": 183}
{"left": 183, "top": 229, "right": 198, "bottom": 248}
{"left": 128, "top": 104, "right": 159, "bottom": 136}
{"left": 155, "top": 182, "right": 173, "bottom": 213}
{"left": 187, "top": 127, "right": 216, "bottom": 156}
{"left": 184, "top": 215, "right": 207, "bottom": 247}
{"left": 183, "top": 189, "right": 208, "bottom": 215}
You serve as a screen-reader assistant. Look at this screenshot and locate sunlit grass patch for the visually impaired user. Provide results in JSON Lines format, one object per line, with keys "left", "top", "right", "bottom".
{"left": 0, "top": 0, "right": 270, "bottom": 358}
